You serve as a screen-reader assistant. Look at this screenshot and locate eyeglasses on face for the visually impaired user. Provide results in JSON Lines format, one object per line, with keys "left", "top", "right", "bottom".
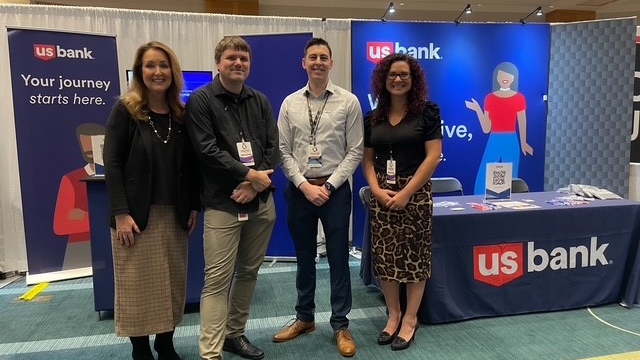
{"left": 387, "top": 72, "right": 411, "bottom": 80}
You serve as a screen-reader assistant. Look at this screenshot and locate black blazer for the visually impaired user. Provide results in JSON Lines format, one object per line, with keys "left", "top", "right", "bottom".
{"left": 103, "top": 101, "right": 201, "bottom": 231}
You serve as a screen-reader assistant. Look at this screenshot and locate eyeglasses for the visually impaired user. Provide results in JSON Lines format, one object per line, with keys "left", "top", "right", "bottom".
{"left": 387, "top": 72, "right": 411, "bottom": 80}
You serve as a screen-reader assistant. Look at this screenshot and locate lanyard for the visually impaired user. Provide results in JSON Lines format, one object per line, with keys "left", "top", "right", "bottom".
{"left": 306, "top": 91, "right": 330, "bottom": 146}
{"left": 386, "top": 108, "right": 408, "bottom": 160}
{"left": 227, "top": 97, "right": 247, "bottom": 142}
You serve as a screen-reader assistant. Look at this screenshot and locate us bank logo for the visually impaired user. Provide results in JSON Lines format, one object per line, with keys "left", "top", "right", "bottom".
{"left": 33, "top": 44, "right": 95, "bottom": 61}
{"left": 473, "top": 237, "right": 610, "bottom": 287}
{"left": 366, "top": 41, "right": 442, "bottom": 63}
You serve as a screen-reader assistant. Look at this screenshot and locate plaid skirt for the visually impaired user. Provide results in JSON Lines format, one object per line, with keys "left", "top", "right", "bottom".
{"left": 111, "top": 205, "right": 188, "bottom": 337}
{"left": 370, "top": 172, "right": 433, "bottom": 283}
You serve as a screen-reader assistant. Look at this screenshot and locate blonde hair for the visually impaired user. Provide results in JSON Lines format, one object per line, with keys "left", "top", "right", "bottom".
{"left": 121, "top": 41, "right": 185, "bottom": 123}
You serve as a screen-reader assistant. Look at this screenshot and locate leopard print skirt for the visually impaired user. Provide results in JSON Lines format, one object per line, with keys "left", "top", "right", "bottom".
{"left": 370, "top": 172, "right": 433, "bottom": 283}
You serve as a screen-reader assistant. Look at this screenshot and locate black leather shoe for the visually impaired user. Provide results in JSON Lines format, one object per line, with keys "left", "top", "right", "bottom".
{"left": 391, "top": 324, "right": 418, "bottom": 351}
{"left": 223, "top": 335, "right": 265, "bottom": 360}
{"left": 377, "top": 324, "right": 400, "bottom": 345}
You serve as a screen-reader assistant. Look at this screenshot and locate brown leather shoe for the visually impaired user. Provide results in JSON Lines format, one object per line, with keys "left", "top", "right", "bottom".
{"left": 272, "top": 319, "right": 315, "bottom": 342}
{"left": 335, "top": 329, "right": 356, "bottom": 357}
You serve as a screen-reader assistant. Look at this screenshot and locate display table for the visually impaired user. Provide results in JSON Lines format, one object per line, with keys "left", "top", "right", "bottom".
{"left": 360, "top": 191, "right": 640, "bottom": 323}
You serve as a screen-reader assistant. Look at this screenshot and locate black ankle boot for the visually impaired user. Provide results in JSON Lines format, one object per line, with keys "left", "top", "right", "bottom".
{"left": 130, "top": 336, "right": 155, "bottom": 360}
{"left": 154, "top": 331, "right": 181, "bottom": 360}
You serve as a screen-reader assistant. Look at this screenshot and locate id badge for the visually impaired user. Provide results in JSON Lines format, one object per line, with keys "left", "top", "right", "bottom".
{"left": 307, "top": 145, "right": 323, "bottom": 168}
{"left": 237, "top": 141, "right": 255, "bottom": 166}
{"left": 386, "top": 159, "right": 396, "bottom": 184}
{"left": 238, "top": 213, "right": 248, "bottom": 222}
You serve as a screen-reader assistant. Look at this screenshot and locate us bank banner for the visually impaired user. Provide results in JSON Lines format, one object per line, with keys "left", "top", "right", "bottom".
{"left": 352, "top": 21, "right": 550, "bottom": 194}
{"left": 7, "top": 28, "right": 119, "bottom": 281}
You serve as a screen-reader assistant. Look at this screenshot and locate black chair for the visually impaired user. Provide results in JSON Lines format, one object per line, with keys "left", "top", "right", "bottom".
{"left": 359, "top": 186, "right": 371, "bottom": 209}
{"left": 431, "top": 177, "right": 464, "bottom": 197}
{"left": 511, "top": 178, "right": 530, "bottom": 193}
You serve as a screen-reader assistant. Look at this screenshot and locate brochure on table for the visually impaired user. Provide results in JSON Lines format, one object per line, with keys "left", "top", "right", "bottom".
{"left": 484, "top": 162, "right": 513, "bottom": 200}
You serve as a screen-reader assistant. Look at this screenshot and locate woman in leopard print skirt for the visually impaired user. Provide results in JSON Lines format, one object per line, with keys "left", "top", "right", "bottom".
{"left": 363, "top": 53, "right": 442, "bottom": 351}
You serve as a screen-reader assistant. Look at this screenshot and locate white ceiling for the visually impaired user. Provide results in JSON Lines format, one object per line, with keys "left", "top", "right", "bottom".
{"left": 26, "top": 0, "right": 640, "bottom": 22}
{"left": 258, "top": 0, "right": 640, "bottom": 21}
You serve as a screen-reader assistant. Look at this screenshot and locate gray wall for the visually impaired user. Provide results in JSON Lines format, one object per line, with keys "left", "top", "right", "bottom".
{"left": 546, "top": 17, "right": 637, "bottom": 197}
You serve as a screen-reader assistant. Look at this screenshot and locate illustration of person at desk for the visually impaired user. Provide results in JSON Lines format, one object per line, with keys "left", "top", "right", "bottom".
{"left": 53, "top": 123, "right": 105, "bottom": 270}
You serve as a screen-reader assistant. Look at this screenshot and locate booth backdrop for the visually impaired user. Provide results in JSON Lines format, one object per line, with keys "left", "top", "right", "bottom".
{"left": 351, "top": 21, "right": 550, "bottom": 196}
{"left": 0, "top": 5, "right": 636, "bottom": 280}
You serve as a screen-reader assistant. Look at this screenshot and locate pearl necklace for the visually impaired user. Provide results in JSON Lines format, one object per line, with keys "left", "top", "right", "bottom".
{"left": 148, "top": 113, "right": 172, "bottom": 144}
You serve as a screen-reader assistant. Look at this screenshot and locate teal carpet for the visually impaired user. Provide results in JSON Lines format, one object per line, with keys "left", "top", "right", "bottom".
{"left": 2, "top": 260, "right": 640, "bottom": 360}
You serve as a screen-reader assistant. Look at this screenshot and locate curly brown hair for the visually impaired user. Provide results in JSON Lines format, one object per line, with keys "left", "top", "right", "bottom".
{"left": 370, "top": 53, "right": 428, "bottom": 123}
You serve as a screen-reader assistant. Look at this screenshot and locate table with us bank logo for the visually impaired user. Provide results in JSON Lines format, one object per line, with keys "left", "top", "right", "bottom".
{"left": 360, "top": 191, "right": 640, "bottom": 324}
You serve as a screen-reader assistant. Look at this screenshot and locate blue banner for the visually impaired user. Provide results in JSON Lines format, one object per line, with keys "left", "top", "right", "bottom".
{"left": 8, "top": 28, "right": 120, "bottom": 278}
{"left": 351, "top": 21, "right": 550, "bottom": 195}
{"left": 243, "top": 32, "right": 313, "bottom": 257}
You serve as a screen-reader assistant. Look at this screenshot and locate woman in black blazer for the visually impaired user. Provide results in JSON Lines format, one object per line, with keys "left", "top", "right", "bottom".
{"left": 103, "top": 41, "right": 200, "bottom": 360}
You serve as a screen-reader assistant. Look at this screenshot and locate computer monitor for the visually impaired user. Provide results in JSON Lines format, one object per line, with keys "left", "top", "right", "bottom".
{"left": 125, "top": 70, "right": 212, "bottom": 103}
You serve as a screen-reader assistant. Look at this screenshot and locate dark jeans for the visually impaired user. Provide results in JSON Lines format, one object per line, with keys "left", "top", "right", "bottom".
{"left": 285, "top": 181, "right": 353, "bottom": 330}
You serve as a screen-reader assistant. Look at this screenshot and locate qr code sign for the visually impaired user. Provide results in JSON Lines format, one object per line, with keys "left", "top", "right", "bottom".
{"left": 492, "top": 171, "right": 506, "bottom": 186}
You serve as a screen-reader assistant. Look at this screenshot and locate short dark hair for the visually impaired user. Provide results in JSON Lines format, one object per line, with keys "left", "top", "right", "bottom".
{"left": 215, "top": 36, "right": 252, "bottom": 63}
{"left": 304, "top": 37, "right": 332, "bottom": 58}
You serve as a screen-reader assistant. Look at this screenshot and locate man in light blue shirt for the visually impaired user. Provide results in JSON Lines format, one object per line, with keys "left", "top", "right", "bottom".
{"left": 273, "top": 37, "right": 363, "bottom": 358}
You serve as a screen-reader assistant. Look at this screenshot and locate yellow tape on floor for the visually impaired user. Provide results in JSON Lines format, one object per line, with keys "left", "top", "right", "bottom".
{"left": 18, "top": 282, "right": 49, "bottom": 301}
{"left": 580, "top": 351, "right": 640, "bottom": 360}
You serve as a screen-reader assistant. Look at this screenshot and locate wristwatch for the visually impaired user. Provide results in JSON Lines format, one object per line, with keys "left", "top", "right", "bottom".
{"left": 324, "top": 182, "right": 336, "bottom": 193}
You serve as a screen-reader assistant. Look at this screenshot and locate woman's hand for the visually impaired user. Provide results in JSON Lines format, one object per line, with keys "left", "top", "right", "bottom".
{"left": 115, "top": 213, "right": 140, "bottom": 247}
{"left": 465, "top": 98, "right": 481, "bottom": 113}
{"left": 385, "top": 190, "right": 410, "bottom": 211}
{"left": 373, "top": 188, "right": 397, "bottom": 209}
{"left": 187, "top": 210, "right": 198, "bottom": 236}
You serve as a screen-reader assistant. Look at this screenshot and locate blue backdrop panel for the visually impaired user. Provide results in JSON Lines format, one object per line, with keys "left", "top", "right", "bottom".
{"left": 242, "top": 32, "right": 312, "bottom": 257}
{"left": 8, "top": 28, "right": 120, "bottom": 277}
{"left": 351, "top": 21, "right": 550, "bottom": 195}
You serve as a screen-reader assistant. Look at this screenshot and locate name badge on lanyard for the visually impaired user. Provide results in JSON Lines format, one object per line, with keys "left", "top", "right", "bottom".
{"left": 386, "top": 159, "right": 396, "bottom": 184}
{"left": 308, "top": 144, "right": 323, "bottom": 168}
{"left": 237, "top": 141, "right": 255, "bottom": 166}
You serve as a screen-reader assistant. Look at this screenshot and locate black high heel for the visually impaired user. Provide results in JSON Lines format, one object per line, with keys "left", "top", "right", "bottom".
{"left": 377, "top": 323, "right": 401, "bottom": 345}
{"left": 390, "top": 323, "right": 418, "bottom": 351}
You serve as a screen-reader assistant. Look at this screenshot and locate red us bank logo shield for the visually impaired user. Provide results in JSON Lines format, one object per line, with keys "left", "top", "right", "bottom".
{"left": 34, "top": 44, "right": 56, "bottom": 61}
{"left": 367, "top": 42, "right": 393, "bottom": 63}
{"left": 474, "top": 243, "right": 524, "bottom": 286}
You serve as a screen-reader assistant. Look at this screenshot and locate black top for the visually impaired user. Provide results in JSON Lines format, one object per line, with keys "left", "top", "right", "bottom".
{"left": 184, "top": 74, "right": 279, "bottom": 213}
{"left": 148, "top": 111, "right": 178, "bottom": 206}
{"left": 364, "top": 102, "right": 442, "bottom": 175}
